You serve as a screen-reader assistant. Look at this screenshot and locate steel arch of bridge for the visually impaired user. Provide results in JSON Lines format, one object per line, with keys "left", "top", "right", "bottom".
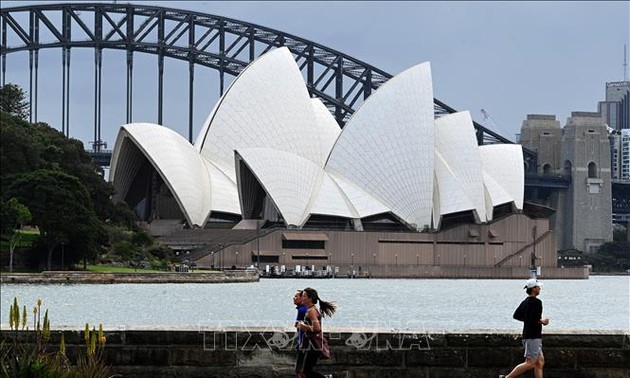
{"left": 0, "top": 3, "right": 535, "bottom": 163}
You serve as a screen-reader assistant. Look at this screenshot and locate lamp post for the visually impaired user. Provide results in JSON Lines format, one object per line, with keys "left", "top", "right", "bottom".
{"left": 416, "top": 254, "right": 419, "bottom": 266}
{"left": 395, "top": 253, "right": 398, "bottom": 266}
{"left": 463, "top": 254, "right": 467, "bottom": 266}
{"left": 373, "top": 253, "right": 376, "bottom": 266}
{"left": 257, "top": 221, "right": 261, "bottom": 269}
{"left": 531, "top": 225, "right": 537, "bottom": 278}
{"left": 61, "top": 242, "right": 65, "bottom": 271}
{"left": 351, "top": 253, "right": 355, "bottom": 278}
{"left": 329, "top": 253, "right": 333, "bottom": 278}
{"left": 218, "top": 243, "right": 223, "bottom": 269}
{"left": 235, "top": 251, "right": 239, "bottom": 267}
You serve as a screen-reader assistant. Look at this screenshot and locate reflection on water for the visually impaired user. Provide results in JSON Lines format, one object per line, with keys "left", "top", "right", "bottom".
{"left": 1, "top": 276, "right": 628, "bottom": 331}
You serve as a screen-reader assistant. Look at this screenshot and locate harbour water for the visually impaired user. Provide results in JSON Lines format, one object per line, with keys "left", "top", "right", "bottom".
{"left": 1, "top": 276, "right": 628, "bottom": 332}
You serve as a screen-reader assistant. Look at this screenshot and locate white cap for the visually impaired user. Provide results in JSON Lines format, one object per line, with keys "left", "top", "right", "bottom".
{"left": 524, "top": 278, "right": 543, "bottom": 289}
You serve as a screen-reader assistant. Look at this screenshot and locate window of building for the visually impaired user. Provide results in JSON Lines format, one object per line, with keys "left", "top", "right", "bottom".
{"left": 282, "top": 240, "right": 326, "bottom": 249}
{"left": 564, "top": 160, "right": 572, "bottom": 175}
{"left": 588, "top": 162, "right": 597, "bottom": 178}
{"left": 252, "top": 255, "right": 279, "bottom": 263}
{"left": 542, "top": 164, "right": 552, "bottom": 174}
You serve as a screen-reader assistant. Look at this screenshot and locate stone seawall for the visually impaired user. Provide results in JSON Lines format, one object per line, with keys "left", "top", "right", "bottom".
{"left": 360, "top": 265, "right": 589, "bottom": 279}
{"left": 0, "top": 270, "right": 259, "bottom": 284}
{"left": 1, "top": 329, "right": 627, "bottom": 377}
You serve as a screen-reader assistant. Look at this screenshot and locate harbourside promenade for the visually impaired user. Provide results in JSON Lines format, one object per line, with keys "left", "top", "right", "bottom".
{"left": 1, "top": 328, "right": 627, "bottom": 377}
{"left": 262, "top": 265, "right": 590, "bottom": 279}
{"left": 0, "top": 269, "right": 259, "bottom": 284}
{"left": 0, "top": 266, "right": 588, "bottom": 284}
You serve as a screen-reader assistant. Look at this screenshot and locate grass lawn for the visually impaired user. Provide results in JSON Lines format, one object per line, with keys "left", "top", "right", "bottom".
{"left": 2, "top": 265, "right": 218, "bottom": 274}
{"left": 0, "top": 268, "right": 40, "bottom": 273}
{"left": 0, "top": 230, "right": 40, "bottom": 250}
{"left": 83, "top": 265, "right": 220, "bottom": 274}
{"left": 83, "top": 265, "right": 165, "bottom": 273}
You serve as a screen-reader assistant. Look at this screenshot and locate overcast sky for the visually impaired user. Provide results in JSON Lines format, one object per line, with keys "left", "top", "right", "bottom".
{"left": 2, "top": 1, "right": 629, "bottom": 148}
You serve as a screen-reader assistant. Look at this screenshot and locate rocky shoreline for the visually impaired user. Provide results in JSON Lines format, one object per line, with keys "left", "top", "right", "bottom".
{"left": 0, "top": 269, "right": 259, "bottom": 284}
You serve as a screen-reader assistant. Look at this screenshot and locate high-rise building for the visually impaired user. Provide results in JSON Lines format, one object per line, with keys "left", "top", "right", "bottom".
{"left": 609, "top": 130, "right": 621, "bottom": 179}
{"left": 620, "top": 129, "right": 630, "bottom": 180}
{"left": 598, "top": 81, "right": 630, "bottom": 131}
{"left": 600, "top": 81, "right": 630, "bottom": 181}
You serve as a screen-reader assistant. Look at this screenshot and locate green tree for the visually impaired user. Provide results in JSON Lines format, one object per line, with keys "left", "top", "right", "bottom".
{"left": 71, "top": 212, "right": 107, "bottom": 269}
{"left": 27, "top": 119, "right": 115, "bottom": 220}
{"left": 0, "top": 83, "right": 29, "bottom": 120}
{"left": 0, "top": 112, "right": 40, "bottom": 177}
{"left": 1, "top": 85, "right": 140, "bottom": 270}
{"left": 590, "top": 242, "right": 630, "bottom": 272}
{"left": 1, "top": 110, "right": 119, "bottom": 224}
{"left": 111, "top": 240, "right": 139, "bottom": 261}
{"left": 1, "top": 197, "right": 32, "bottom": 272}
{"left": 612, "top": 224, "right": 627, "bottom": 242}
{"left": 7, "top": 170, "right": 98, "bottom": 270}
{"left": 131, "top": 230, "right": 154, "bottom": 248}
{"left": 107, "top": 202, "right": 138, "bottom": 230}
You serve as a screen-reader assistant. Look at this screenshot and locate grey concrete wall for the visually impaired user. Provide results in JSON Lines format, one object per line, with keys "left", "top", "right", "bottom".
{"left": 2, "top": 329, "right": 627, "bottom": 377}
{"left": 562, "top": 112, "right": 613, "bottom": 252}
{"left": 519, "top": 114, "right": 563, "bottom": 174}
{"left": 519, "top": 112, "right": 614, "bottom": 252}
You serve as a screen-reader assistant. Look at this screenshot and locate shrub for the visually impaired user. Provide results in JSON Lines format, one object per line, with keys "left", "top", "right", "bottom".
{"left": 1, "top": 297, "right": 115, "bottom": 377}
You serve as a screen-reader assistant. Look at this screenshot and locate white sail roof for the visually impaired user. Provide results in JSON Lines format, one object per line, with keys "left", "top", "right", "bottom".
{"left": 325, "top": 62, "right": 435, "bottom": 230}
{"left": 479, "top": 144, "right": 525, "bottom": 215}
{"left": 311, "top": 98, "right": 341, "bottom": 162}
{"left": 481, "top": 172, "right": 512, "bottom": 221}
{"left": 195, "top": 47, "right": 326, "bottom": 181}
{"left": 434, "top": 111, "right": 487, "bottom": 221}
{"left": 110, "top": 123, "right": 212, "bottom": 227}
{"left": 326, "top": 169, "right": 391, "bottom": 217}
{"left": 309, "top": 172, "right": 360, "bottom": 218}
{"left": 110, "top": 47, "right": 526, "bottom": 231}
{"left": 201, "top": 159, "right": 241, "bottom": 214}
{"left": 235, "top": 148, "right": 325, "bottom": 227}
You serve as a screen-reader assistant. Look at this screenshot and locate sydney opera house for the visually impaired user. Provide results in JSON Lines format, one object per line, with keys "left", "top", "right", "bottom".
{"left": 110, "top": 47, "right": 570, "bottom": 278}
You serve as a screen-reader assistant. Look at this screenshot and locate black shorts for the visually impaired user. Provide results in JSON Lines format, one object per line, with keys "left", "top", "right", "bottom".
{"left": 295, "top": 348, "right": 322, "bottom": 374}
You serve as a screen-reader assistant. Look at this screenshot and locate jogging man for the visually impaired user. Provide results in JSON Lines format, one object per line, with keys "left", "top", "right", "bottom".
{"left": 500, "top": 278, "right": 549, "bottom": 378}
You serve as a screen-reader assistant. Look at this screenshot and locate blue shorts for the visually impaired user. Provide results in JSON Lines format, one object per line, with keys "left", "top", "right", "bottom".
{"left": 522, "top": 338, "right": 542, "bottom": 360}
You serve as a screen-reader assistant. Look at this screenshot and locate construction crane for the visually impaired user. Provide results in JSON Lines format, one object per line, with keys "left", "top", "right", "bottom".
{"left": 480, "top": 108, "right": 498, "bottom": 130}
{"left": 480, "top": 108, "right": 514, "bottom": 142}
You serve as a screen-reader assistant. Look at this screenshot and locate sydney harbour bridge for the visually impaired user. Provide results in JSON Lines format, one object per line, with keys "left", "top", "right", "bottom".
{"left": 1, "top": 2, "right": 628, "bottom": 224}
